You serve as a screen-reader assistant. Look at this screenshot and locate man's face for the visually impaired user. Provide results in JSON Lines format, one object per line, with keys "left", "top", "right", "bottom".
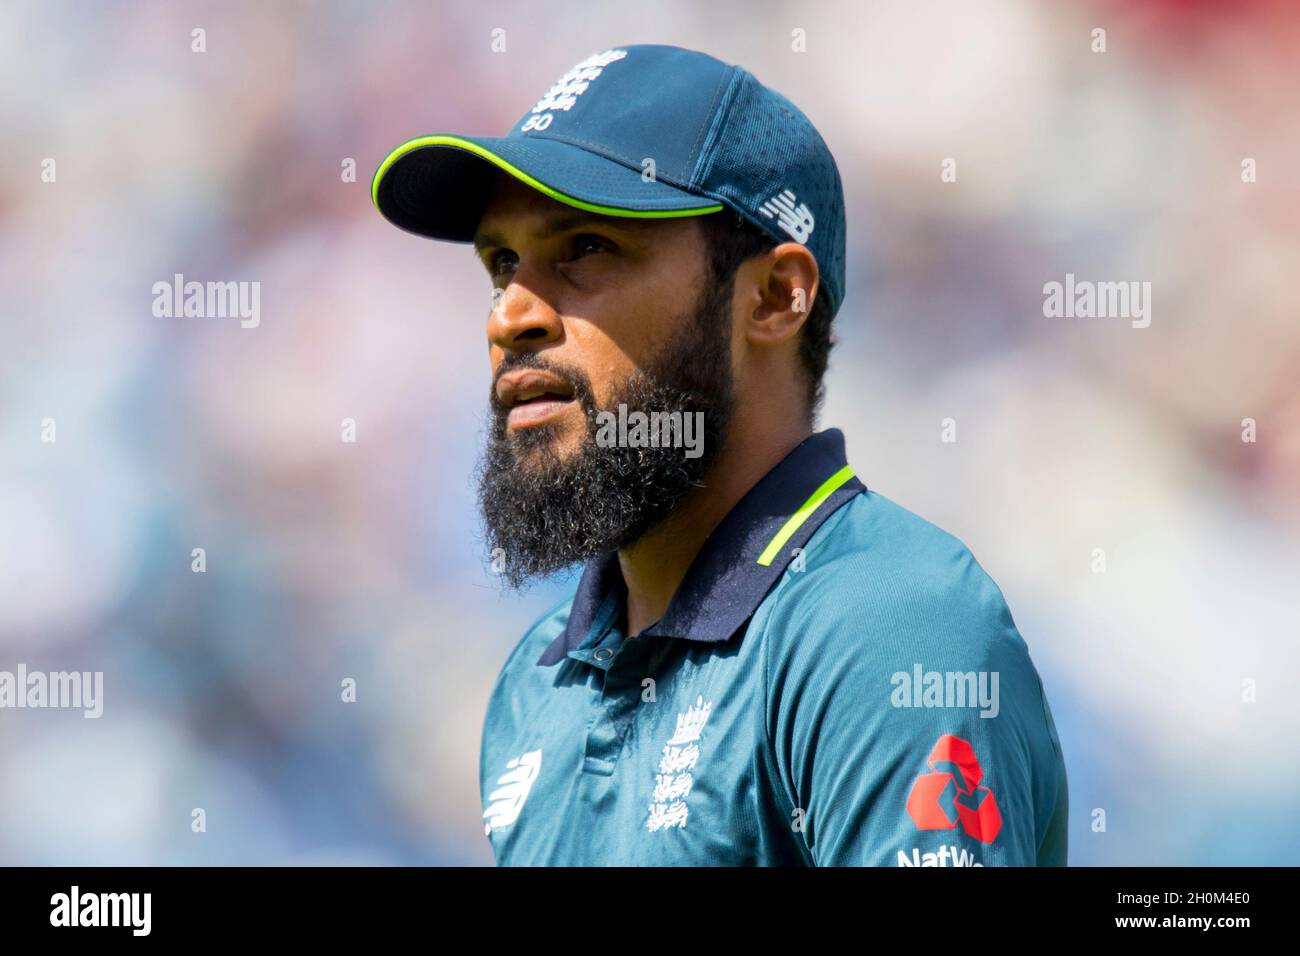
{"left": 472, "top": 173, "right": 736, "bottom": 586}
{"left": 475, "top": 173, "right": 723, "bottom": 457}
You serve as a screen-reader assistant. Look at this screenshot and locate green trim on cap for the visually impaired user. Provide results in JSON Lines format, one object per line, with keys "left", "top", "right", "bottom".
{"left": 371, "top": 134, "right": 724, "bottom": 220}
{"left": 756, "top": 464, "right": 856, "bottom": 567}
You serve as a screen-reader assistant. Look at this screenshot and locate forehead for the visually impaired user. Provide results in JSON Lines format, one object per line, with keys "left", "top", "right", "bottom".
{"left": 472, "top": 172, "right": 703, "bottom": 251}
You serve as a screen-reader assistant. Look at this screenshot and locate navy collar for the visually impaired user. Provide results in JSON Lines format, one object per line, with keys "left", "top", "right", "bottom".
{"left": 537, "top": 428, "right": 866, "bottom": 666}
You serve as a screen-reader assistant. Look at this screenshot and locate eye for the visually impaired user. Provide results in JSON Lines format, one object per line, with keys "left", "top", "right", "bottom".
{"left": 486, "top": 249, "right": 517, "bottom": 278}
{"left": 569, "top": 234, "right": 614, "bottom": 261}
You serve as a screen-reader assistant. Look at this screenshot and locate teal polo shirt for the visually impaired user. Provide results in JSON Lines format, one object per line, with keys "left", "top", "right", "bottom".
{"left": 479, "top": 428, "right": 1069, "bottom": 866}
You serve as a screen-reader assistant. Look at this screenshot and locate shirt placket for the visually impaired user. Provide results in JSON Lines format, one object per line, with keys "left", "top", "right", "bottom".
{"left": 571, "top": 621, "right": 651, "bottom": 776}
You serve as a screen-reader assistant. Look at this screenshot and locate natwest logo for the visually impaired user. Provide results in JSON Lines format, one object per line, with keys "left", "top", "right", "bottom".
{"left": 906, "top": 734, "right": 1002, "bottom": 844}
{"left": 897, "top": 844, "right": 984, "bottom": 867}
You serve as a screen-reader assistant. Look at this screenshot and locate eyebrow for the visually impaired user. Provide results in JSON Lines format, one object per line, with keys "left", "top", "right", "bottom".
{"left": 472, "top": 209, "right": 648, "bottom": 253}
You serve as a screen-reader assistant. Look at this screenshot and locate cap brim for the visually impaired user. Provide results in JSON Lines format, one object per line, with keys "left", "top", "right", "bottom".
{"left": 371, "top": 134, "right": 724, "bottom": 241}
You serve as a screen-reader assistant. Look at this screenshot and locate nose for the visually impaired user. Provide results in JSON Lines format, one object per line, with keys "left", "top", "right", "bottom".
{"left": 487, "top": 280, "right": 563, "bottom": 353}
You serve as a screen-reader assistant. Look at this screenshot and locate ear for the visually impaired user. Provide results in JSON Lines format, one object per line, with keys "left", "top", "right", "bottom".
{"left": 740, "top": 242, "right": 820, "bottom": 347}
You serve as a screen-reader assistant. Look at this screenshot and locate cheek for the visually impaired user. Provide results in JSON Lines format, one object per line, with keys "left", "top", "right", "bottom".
{"left": 563, "top": 321, "right": 642, "bottom": 405}
{"left": 561, "top": 261, "right": 702, "bottom": 395}
{"left": 577, "top": 289, "right": 689, "bottom": 354}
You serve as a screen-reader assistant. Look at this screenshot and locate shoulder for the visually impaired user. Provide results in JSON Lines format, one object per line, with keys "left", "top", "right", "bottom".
{"left": 757, "top": 489, "right": 1029, "bottom": 671}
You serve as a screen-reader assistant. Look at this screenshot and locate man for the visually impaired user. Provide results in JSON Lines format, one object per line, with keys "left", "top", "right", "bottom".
{"left": 373, "top": 44, "right": 1068, "bottom": 865}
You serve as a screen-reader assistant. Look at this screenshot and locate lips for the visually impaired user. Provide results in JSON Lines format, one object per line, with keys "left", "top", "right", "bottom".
{"left": 496, "top": 368, "right": 578, "bottom": 428}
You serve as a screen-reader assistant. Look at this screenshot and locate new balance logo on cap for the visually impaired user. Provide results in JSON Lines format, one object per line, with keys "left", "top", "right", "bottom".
{"left": 759, "top": 189, "right": 816, "bottom": 243}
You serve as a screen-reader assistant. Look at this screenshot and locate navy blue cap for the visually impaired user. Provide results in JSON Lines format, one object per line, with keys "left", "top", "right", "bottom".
{"left": 372, "top": 44, "right": 847, "bottom": 319}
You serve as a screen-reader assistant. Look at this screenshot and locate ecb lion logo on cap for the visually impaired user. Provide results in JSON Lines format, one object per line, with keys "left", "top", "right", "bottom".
{"left": 521, "top": 48, "right": 627, "bottom": 132}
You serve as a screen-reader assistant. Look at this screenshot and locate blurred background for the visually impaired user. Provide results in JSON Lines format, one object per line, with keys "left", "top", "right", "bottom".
{"left": 1, "top": 0, "right": 1296, "bottom": 865}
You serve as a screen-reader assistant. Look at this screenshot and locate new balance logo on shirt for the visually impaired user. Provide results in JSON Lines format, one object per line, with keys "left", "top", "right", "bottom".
{"left": 482, "top": 749, "right": 542, "bottom": 834}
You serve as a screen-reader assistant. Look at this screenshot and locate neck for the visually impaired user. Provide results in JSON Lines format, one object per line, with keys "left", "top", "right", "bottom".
{"left": 618, "top": 416, "right": 812, "bottom": 636}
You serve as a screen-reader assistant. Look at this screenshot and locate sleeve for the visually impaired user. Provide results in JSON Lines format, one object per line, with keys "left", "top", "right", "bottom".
{"left": 762, "top": 545, "right": 1068, "bottom": 867}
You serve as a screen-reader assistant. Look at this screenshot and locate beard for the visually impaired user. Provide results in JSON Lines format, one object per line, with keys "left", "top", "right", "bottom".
{"left": 475, "top": 279, "right": 735, "bottom": 589}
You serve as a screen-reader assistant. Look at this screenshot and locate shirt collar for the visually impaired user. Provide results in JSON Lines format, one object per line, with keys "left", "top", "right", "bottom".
{"left": 537, "top": 427, "right": 866, "bottom": 666}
